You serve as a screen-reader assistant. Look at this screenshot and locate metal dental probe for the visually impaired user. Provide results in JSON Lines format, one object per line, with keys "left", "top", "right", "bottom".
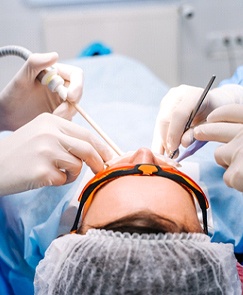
{"left": 169, "top": 75, "right": 216, "bottom": 161}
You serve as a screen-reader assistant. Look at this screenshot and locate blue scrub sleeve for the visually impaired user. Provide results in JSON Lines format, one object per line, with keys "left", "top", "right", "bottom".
{"left": 219, "top": 65, "right": 243, "bottom": 86}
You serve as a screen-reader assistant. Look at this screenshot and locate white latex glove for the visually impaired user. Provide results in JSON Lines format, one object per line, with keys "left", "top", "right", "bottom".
{"left": 0, "top": 52, "right": 83, "bottom": 131}
{"left": 194, "top": 104, "right": 243, "bottom": 192}
{"left": 0, "top": 113, "right": 114, "bottom": 197}
{"left": 151, "top": 84, "right": 243, "bottom": 157}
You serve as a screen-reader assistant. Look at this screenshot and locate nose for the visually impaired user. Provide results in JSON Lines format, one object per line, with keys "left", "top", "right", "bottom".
{"left": 129, "top": 148, "right": 157, "bottom": 165}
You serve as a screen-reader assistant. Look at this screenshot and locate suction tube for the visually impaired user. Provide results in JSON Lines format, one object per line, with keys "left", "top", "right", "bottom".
{"left": 0, "top": 45, "right": 32, "bottom": 61}
{"left": 0, "top": 45, "right": 123, "bottom": 156}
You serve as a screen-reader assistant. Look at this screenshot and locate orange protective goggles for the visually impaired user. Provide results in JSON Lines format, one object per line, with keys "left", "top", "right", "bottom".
{"left": 71, "top": 164, "right": 209, "bottom": 234}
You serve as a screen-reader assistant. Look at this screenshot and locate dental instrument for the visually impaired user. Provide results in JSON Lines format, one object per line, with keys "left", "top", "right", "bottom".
{"left": 175, "top": 140, "right": 208, "bottom": 162}
{"left": 0, "top": 45, "right": 123, "bottom": 156}
{"left": 170, "top": 75, "right": 216, "bottom": 161}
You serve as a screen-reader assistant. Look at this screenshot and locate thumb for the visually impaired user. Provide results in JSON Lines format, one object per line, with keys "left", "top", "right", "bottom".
{"left": 24, "top": 52, "right": 59, "bottom": 81}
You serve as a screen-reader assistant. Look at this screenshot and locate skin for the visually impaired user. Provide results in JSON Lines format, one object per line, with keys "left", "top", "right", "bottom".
{"left": 81, "top": 148, "right": 203, "bottom": 234}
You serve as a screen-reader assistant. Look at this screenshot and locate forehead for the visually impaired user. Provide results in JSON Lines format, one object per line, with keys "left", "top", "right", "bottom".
{"left": 82, "top": 175, "right": 195, "bottom": 226}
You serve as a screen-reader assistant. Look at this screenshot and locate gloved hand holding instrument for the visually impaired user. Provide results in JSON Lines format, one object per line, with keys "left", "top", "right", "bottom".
{"left": 171, "top": 75, "right": 216, "bottom": 162}
{"left": 152, "top": 76, "right": 243, "bottom": 161}
{"left": 0, "top": 45, "right": 122, "bottom": 196}
{"left": 0, "top": 45, "right": 122, "bottom": 156}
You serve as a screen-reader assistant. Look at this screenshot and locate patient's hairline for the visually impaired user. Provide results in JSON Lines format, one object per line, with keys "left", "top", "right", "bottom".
{"left": 78, "top": 209, "right": 204, "bottom": 235}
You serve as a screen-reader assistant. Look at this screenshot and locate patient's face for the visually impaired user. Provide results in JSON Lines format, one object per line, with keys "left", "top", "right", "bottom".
{"left": 81, "top": 148, "right": 203, "bottom": 234}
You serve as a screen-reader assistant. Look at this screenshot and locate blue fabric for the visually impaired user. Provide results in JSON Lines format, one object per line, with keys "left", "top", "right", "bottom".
{"left": 0, "top": 176, "right": 84, "bottom": 295}
{"left": 219, "top": 65, "right": 243, "bottom": 86}
{"left": 77, "top": 42, "right": 112, "bottom": 57}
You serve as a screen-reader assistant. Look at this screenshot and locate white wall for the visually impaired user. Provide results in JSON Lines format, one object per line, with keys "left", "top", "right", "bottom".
{"left": 41, "top": 2, "right": 180, "bottom": 86}
{"left": 0, "top": 0, "right": 42, "bottom": 89}
{"left": 179, "top": 0, "right": 243, "bottom": 87}
{"left": 1, "top": 0, "right": 243, "bottom": 91}
{"left": 0, "top": 1, "right": 180, "bottom": 90}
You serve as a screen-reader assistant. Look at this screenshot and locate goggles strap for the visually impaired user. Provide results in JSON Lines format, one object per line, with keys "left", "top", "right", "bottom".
{"left": 153, "top": 168, "right": 208, "bottom": 234}
{"left": 71, "top": 165, "right": 208, "bottom": 234}
{"left": 71, "top": 166, "right": 143, "bottom": 232}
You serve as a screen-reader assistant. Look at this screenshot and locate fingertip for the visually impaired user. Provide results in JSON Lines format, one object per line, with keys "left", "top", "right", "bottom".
{"left": 65, "top": 169, "right": 81, "bottom": 184}
{"left": 223, "top": 170, "right": 233, "bottom": 189}
{"left": 67, "top": 88, "right": 83, "bottom": 104}
{"left": 181, "top": 128, "right": 194, "bottom": 147}
{"left": 49, "top": 170, "right": 67, "bottom": 186}
{"left": 53, "top": 102, "right": 75, "bottom": 120}
{"left": 193, "top": 126, "right": 205, "bottom": 142}
{"left": 214, "top": 145, "right": 228, "bottom": 168}
{"left": 79, "top": 145, "right": 107, "bottom": 174}
{"left": 193, "top": 126, "right": 200, "bottom": 135}
{"left": 51, "top": 51, "right": 59, "bottom": 59}
{"left": 98, "top": 146, "right": 116, "bottom": 164}
{"left": 88, "top": 160, "right": 105, "bottom": 174}
{"left": 206, "top": 112, "right": 214, "bottom": 123}
{"left": 46, "top": 51, "right": 59, "bottom": 60}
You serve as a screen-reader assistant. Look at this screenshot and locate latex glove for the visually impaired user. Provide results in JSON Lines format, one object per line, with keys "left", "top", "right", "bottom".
{"left": 0, "top": 52, "right": 83, "bottom": 131}
{"left": 0, "top": 113, "right": 114, "bottom": 197}
{"left": 194, "top": 104, "right": 243, "bottom": 192}
{"left": 151, "top": 84, "right": 243, "bottom": 156}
